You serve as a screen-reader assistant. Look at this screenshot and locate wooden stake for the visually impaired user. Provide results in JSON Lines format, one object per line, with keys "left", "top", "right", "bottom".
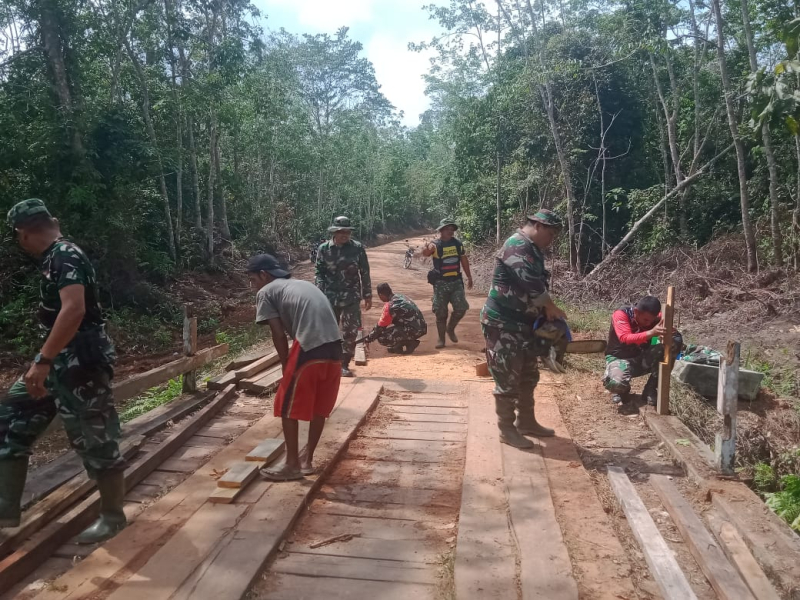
{"left": 657, "top": 286, "right": 675, "bottom": 415}
{"left": 715, "top": 341, "right": 740, "bottom": 475}
{"left": 182, "top": 305, "right": 198, "bottom": 393}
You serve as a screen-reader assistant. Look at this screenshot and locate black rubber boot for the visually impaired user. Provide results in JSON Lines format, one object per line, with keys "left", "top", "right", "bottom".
{"left": 496, "top": 397, "right": 534, "bottom": 449}
{"left": 0, "top": 457, "right": 29, "bottom": 528}
{"left": 387, "top": 345, "right": 404, "bottom": 354}
{"left": 402, "top": 340, "right": 420, "bottom": 355}
{"left": 446, "top": 312, "right": 465, "bottom": 343}
{"left": 515, "top": 401, "right": 555, "bottom": 438}
{"left": 642, "top": 375, "right": 658, "bottom": 406}
{"left": 75, "top": 470, "right": 127, "bottom": 544}
{"left": 341, "top": 354, "right": 354, "bottom": 378}
{"left": 435, "top": 321, "right": 447, "bottom": 349}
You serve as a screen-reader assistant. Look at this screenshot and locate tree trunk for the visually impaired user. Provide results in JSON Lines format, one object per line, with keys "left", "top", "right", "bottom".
{"left": 38, "top": 0, "right": 85, "bottom": 161}
{"left": 711, "top": 0, "right": 758, "bottom": 272}
{"left": 215, "top": 134, "right": 231, "bottom": 240}
{"left": 739, "top": 0, "right": 783, "bottom": 265}
{"left": 124, "top": 37, "right": 177, "bottom": 261}
{"left": 207, "top": 114, "right": 217, "bottom": 258}
{"left": 165, "top": 0, "right": 183, "bottom": 251}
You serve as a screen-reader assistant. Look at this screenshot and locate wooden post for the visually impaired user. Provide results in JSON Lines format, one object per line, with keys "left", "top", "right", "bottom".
{"left": 182, "top": 305, "right": 198, "bottom": 393}
{"left": 715, "top": 341, "right": 740, "bottom": 475}
{"left": 656, "top": 286, "right": 675, "bottom": 415}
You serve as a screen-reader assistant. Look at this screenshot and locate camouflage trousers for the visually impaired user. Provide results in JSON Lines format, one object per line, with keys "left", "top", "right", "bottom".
{"left": 603, "top": 333, "right": 683, "bottom": 395}
{"left": 432, "top": 279, "right": 469, "bottom": 324}
{"left": 483, "top": 324, "right": 540, "bottom": 418}
{"left": 370, "top": 323, "right": 427, "bottom": 348}
{"left": 0, "top": 351, "right": 125, "bottom": 479}
{"left": 333, "top": 302, "right": 362, "bottom": 357}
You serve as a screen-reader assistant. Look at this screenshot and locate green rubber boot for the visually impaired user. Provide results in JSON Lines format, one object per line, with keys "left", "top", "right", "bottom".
{"left": 446, "top": 312, "right": 464, "bottom": 343}
{"left": 435, "top": 321, "right": 447, "bottom": 349}
{"left": 515, "top": 401, "right": 555, "bottom": 438}
{"left": 0, "top": 458, "right": 29, "bottom": 528}
{"left": 75, "top": 470, "right": 127, "bottom": 544}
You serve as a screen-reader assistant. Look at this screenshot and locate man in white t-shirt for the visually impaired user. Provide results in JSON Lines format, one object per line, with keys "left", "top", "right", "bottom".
{"left": 247, "top": 254, "right": 343, "bottom": 481}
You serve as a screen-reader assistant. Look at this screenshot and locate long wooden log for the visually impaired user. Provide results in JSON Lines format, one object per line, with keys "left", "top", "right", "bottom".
{"left": 0, "top": 384, "right": 237, "bottom": 591}
{"left": 113, "top": 343, "right": 228, "bottom": 401}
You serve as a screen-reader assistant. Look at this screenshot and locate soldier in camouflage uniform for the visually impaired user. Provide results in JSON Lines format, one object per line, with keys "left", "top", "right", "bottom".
{"left": 1, "top": 199, "right": 126, "bottom": 543}
{"left": 315, "top": 216, "right": 372, "bottom": 377}
{"left": 480, "top": 210, "right": 566, "bottom": 449}
{"left": 422, "top": 218, "right": 473, "bottom": 349}
{"left": 364, "top": 283, "right": 427, "bottom": 355}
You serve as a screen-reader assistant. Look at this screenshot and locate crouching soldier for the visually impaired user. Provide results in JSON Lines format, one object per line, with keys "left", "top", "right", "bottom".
{"left": 1, "top": 199, "right": 127, "bottom": 544}
{"left": 603, "top": 295, "right": 683, "bottom": 406}
{"left": 364, "top": 283, "right": 427, "bottom": 355}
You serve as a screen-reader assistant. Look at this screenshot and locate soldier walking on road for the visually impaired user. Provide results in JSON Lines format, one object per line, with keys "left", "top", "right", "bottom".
{"left": 1, "top": 199, "right": 127, "bottom": 543}
{"left": 481, "top": 210, "right": 565, "bottom": 449}
{"left": 422, "top": 218, "right": 473, "bottom": 349}
{"left": 315, "top": 216, "right": 372, "bottom": 377}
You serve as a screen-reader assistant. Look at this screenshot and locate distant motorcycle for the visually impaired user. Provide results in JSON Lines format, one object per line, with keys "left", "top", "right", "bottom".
{"left": 403, "top": 247, "right": 414, "bottom": 269}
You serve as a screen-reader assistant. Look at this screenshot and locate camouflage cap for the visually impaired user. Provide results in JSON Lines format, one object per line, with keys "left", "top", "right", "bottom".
{"left": 436, "top": 217, "right": 458, "bottom": 232}
{"left": 7, "top": 198, "right": 52, "bottom": 230}
{"left": 328, "top": 215, "right": 354, "bottom": 233}
{"left": 527, "top": 209, "right": 563, "bottom": 228}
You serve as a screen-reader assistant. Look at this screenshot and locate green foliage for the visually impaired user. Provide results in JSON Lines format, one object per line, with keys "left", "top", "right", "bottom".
{"left": 765, "top": 474, "right": 800, "bottom": 531}
{"left": 106, "top": 308, "right": 175, "bottom": 354}
{"left": 754, "top": 462, "right": 778, "bottom": 493}
{"left": 118, "top": 377, "right": 183, "bottom": 423}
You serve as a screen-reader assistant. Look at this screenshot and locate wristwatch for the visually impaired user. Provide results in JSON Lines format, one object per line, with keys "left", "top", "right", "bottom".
{"left": 34, "top": 353, "right": 53, "bottom": 366}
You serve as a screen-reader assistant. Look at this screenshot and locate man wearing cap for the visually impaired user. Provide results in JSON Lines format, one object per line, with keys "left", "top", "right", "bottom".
{"left": 248, "top": 254, "right": 343, "bottom": 481}
{"left": 1, "top": 199, "right": 127, "bottom": 543}
{"left": 480, "top": 210, "right": 566, "bottom": 449}
{"left": 315, "top": 216, "right": 372, "bottom": 377}
{"left": 363, "top": 283, "right": 427, "bottom": 355}
{"left": 422, "top": 218, "right": 473, "bottom": 349}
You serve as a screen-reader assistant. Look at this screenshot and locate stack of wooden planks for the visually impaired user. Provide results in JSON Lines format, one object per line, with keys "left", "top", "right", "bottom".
{"left": 207, "top": 347, "right": 285, "bottom": 395}
{"left": 209, "top": 438, "right": 284, "bottom": 504}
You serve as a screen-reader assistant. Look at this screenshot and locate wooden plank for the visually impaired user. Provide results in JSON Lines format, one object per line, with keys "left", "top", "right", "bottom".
{"left": 288, "top": 536, "right": 441, "bottom": 564}
{"left": 320, "top": 484, "right": 449, "bottom": 507}
{"left": 113, "top": 344, "right": 229, "bottom": 401}
{"left": 326, "top": 459, "right": 462, "bottom": 492}
{"left": 383, "top": 397, "right": 468, "bottom": 408}
{"left": 182, "top": 312, "right": 198, "bottom": 393}
{"left": 217, "top": 462, "right": 259, "bottom": 489}
{"left": 310, "top": 498, "right": 454, "bottom": 524}
{"left": 502, "top": 443, "right": 578, "bottom": 599}
{"left": 345, "top": 437, "right": 464, "bottom": 464}
{"left": 606, "top": 467, "right": 696, "bottom": 600}
{"left": 0, "top": 385, "right": 237, "bottom": 592}
{"left": 105, "top": 503, "right": 247, "bottom": 600}
{"left": 650, "top": 475, "right": 754, "bottom": 600}
{"left": 245, "top": 438, "right": 284, "bottom": 462}
{"left": 206, "top": 370, "right": 238, "bottom": 391}
{"left": 166, "top": 380, "right": 384, "bottom": 600}
{"left": 388, "top": 405, "right": 467, "bottom": 416}
{"left": 390, "top": 412, "right": 466, "bottom": 424}
{"left": 225, "top": 350, "right": 268, "bottom": 372}
{"left": 377, "top": 420, "right": 467, "bottom": 433}
{"left": 296, "top": 512, "right": 447, "bottom": 542}
{"left": 657, "top": 286, "right": 675, "bottom": 415}
{"left": 238, "top": 364, "right": 282, "bottom": 395}
{"left": 234, "top": 351, "right": 280, "bottom": 380}
{"left": 272, "top": 552, "right": 438, "bottom": 585}
{"left": 0, "top": 436, "right": 143, "bottom": 559}
{"left": 207, "top": 488, "right": 240, "bottom": 504}
{"left": 364, "top": 428, "right": 465, "bottom": 442}
{"left": 354, "top": 330, "right": 367, "bottom": 366}
{"left": 255, "top": 573, "right": 434, "bottom": 600}
{"left": 454, "top": 383, "right": 517, "bottom": 600}
{"left": 705, "top": 512, "right": 781, "bottom": 600}
{"left": 715, "top": 341, "right": 740, "bottom": 475}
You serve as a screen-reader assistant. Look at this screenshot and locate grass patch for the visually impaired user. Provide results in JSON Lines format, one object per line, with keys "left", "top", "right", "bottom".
{"left": 742, "top": 351, "right": 799, "bottom": 399}
{"left": 559, "top": 302, "right": 609, "bottom": 337}
{"left": 118, "top": 376, "right": 184, "bottom": 423}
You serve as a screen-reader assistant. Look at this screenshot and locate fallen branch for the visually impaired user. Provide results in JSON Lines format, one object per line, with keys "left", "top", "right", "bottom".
{"left": 587, "top": 144, "right": 734, "bottom": 279}
{"left": 308, "top": 533, "right": 360, "bottom": 549}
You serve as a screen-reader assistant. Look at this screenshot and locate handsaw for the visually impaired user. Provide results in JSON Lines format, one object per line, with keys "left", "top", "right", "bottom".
{"left": 564, "top": 340, "right": 606, "bottom": 354}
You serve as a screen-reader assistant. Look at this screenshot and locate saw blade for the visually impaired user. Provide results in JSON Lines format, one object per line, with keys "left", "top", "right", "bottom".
{"left": 565, "top": 340, "right": 606, "bottom": 354}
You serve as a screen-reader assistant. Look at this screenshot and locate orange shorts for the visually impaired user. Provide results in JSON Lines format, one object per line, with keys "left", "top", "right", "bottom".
{"left": 273, "top": 341, "right": 342, "bottom": 421}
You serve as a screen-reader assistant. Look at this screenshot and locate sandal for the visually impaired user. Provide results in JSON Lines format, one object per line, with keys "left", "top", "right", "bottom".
{"left": 259, "top": 466, "right": 304, "bottom": 481}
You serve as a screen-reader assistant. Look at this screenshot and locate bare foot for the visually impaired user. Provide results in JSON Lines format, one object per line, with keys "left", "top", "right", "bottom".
{"left": 259, "top": 463, "right": 304, "bottom": 481}
{"left": 298, "top": 450, "right": 316, "bottom": 475}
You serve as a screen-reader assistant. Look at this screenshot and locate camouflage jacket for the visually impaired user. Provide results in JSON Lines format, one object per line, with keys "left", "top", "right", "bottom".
{"left": 39, "top": 239, "right": 105, "bottom": 334}
{"left": 387, "top": 294, "right": 426, "bottom": 333}
{"left": 315, "top": 239, "right": 372, "bottom": 307}
{"left": 480, "top": 230, "right": 552, "bottom": 332}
